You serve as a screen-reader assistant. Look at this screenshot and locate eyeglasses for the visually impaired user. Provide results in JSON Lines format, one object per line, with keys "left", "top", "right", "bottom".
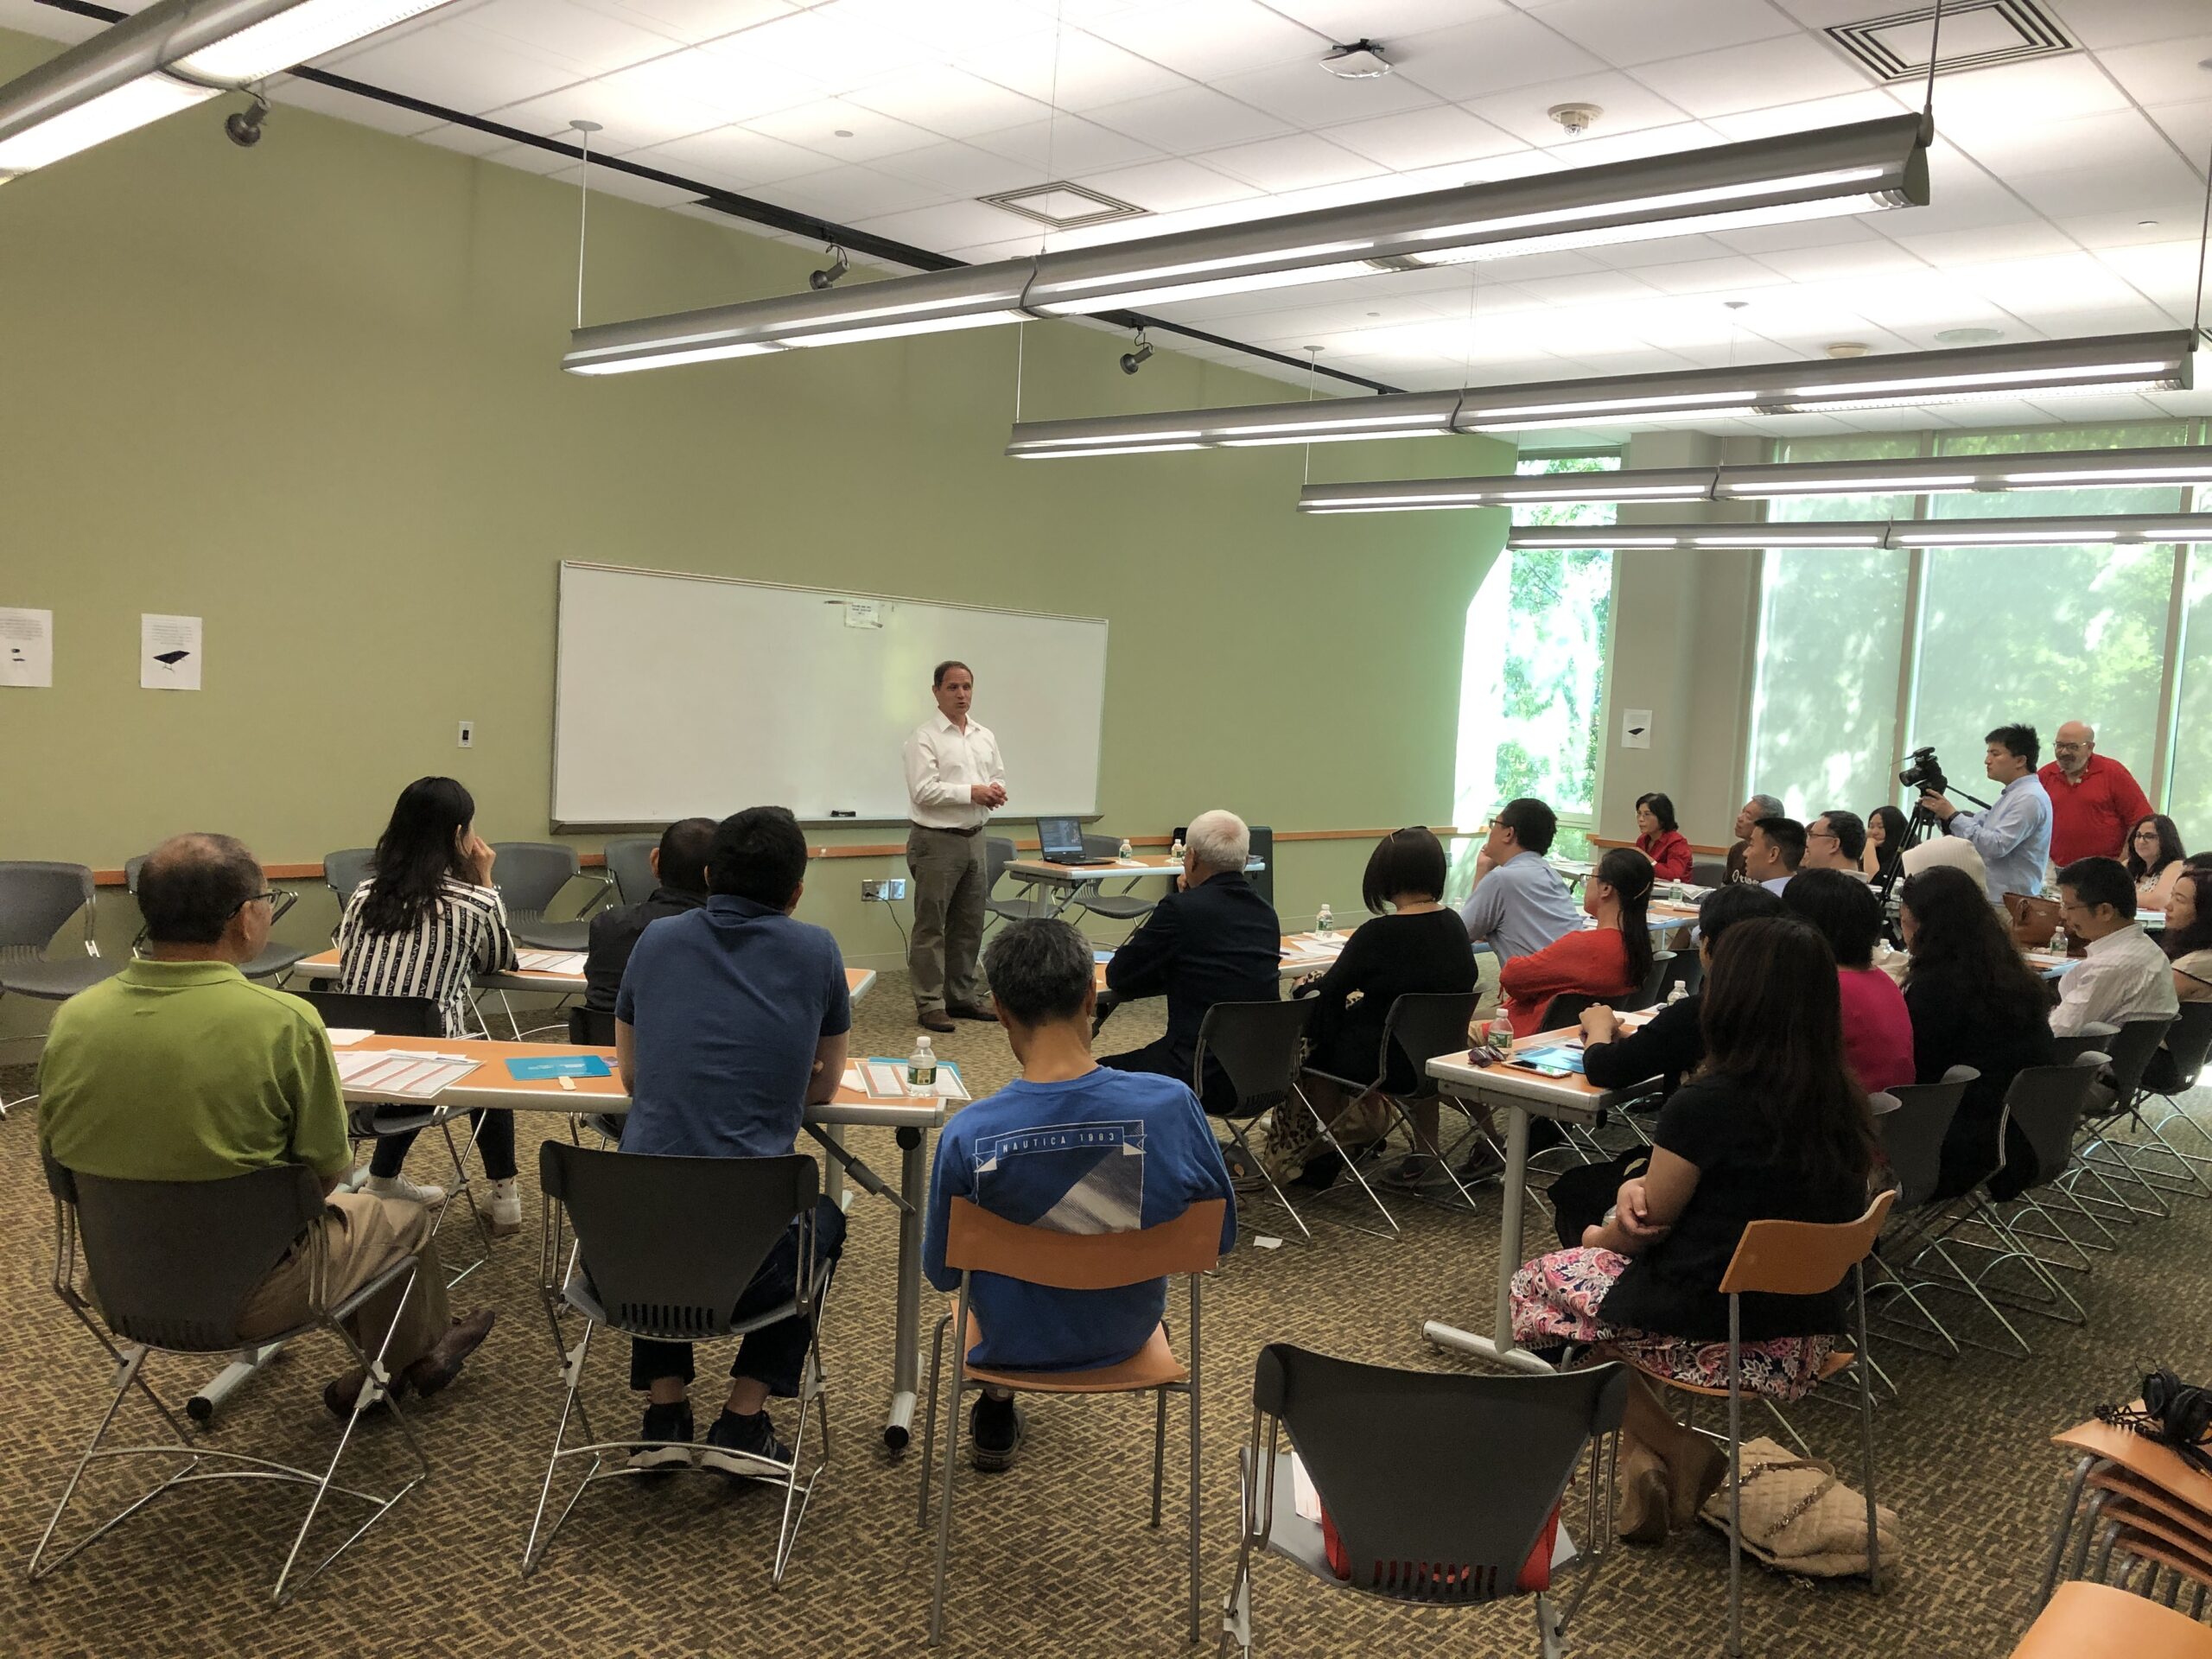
{"left": 232, "top": 889, "right": 298, "bottom": 924}
{"left": 1808, "top": 829, "right": 1840, "bottom": 842}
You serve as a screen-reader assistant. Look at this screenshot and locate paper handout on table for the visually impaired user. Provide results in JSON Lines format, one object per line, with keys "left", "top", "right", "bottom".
{"left": 324, "top": 1028, "right": 375, "bottom": 1048}
{"left": 516, "top": 950, "right": 588, "bottom": 975}
{"left": 334, "top": 1049, "right": 480, "bottom": 1098}
{"left": 854, "top": 1059, "right": 972, "bottom": 1102}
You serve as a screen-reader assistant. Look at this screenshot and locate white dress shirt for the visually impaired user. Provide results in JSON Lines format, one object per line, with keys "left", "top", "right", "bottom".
{"left": 2049, "top": 921, "right": 2179, "bottom": 1038}
{"left": 905, "top": 712, "right": 1006, "bottom": 830}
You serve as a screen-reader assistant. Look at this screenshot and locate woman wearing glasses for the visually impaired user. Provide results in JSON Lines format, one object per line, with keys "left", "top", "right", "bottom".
{"left": 338, "top": 776, "right": 522, "bottom": 1234}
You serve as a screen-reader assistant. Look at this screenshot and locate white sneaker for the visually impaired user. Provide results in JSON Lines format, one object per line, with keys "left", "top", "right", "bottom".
{"left": 478, "top": 1177, "right": 523, "bottom": 1236}
{"left": 365, "top": 1172, "right": 448, "bottom": 1206}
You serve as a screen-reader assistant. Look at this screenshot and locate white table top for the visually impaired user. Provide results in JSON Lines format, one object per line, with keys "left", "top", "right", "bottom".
{"left": 1007, "top": 855, "right": 1267, "bottom": 884}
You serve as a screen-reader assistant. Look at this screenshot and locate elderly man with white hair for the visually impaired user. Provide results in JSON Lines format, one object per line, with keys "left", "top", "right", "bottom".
{"left": 2039, "top": 719, "right": 2152, "bottom": 868}
{"left": 1099, "top": 809, "right": 1281, "bottom": 1113}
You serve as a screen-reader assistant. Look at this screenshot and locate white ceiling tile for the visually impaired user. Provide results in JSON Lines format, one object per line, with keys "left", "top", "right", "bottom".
{"left": 2143, "top": 99, "right": 2212, "bottom": 166}
{"left": 1462, "top": 69, "right": 1694, "bottom": 146}
{"left": 2093, "top": 240, "right": 2212, "bottom": 307}
{"left": 491, "top": 80, "right": 727, "bottom": 153}
{"left": 958, "top": 31, "right": 1190, "bottom": 109}
{"left": 969, "top": 116, "right": 1166, "bottom": 173}
{"left": 1535, "top": 122, "right": 1725, "bottom": 167}
{"left": 1751, "top": 240, "right": 1931, "bottom": 283}
{"left": 1082, "top": 0, "right": 1326, "bottom": 79}
{"left": 1193, "top": 130, "right": 1386, "bottom": 191}
{"left": 1208, "top": 56, "right": 1443, "bottom": 126}
{"left": 327, "top": 27, "right": 588, "bottom": 113}
{"left": 847, "top": 198, "right": 1043, "bottom": 249}
{"left": 834, "top": 0, "right": 1057, "bottom": 44}
{"left": 741, "top": 98, "right": 944, "bottom": 163}
{"left": 873, "top": 140, "right": 1049, "bottom": 196}
{"left": 1630, "top": 35, "right": 1878, "bottom": 119}
{"left": 1077, "top": 156, "right": 1262, "bottom": 213}
{"left": 1703, "top": 88, "right": 1913, "bottom": 141}
{"left": 715, "top": 5, "right": 945, "bottom": 95}
{"left": 1084, "top": 85, "right": 1295, "bottom": 151}
{"left": 843, "top": 66, "right": 1057, "bottom": 139}
{"left": 268, "top": 76, "right": 446, "bottom": 136}
{"left": 1259, "top": 0, "right": 1512, "bottom": 35}
{"left": 461, "top": 0, "right": 681, "bottom": 76}
{"left": 942, "top": 234, "right": 1056, "bottom": 262}
{"left": 749, "top": 163, "right": 939, "bottom": 219}
{"left": 1631, "top": 255, "right": 1789, "bottom": 296}
{"left": 1957, "top": 251, "right": 2144, "bottom": 313}
{"left": 1530, "top": 0, "right": 1796, "bottom": 67}
{"left": 1929, "top": 54, "right": 2136, "bottom": 130}
{"left": 629, "top": 123, "right": 841, "bottom": 185}
{"left": 575, "top": 0, "right": 793, "bottom": 46}
{"left": 2048, "top": 0, "right": 2212, "bottom": 48}
{"left": 2009, "top": 152, "right": 2205, "bottom": 220}
{"left": 2090, "top": 33, "right": 2212, "bottom": 106}
{"left": 1388, "top": 13, "right": 1603, "bottom": 102}
{"left": 2061, "top": 213, "right": 2202, "bottom": 252}
{"left": 1323, "top": 103, "right": 1529, "bottom": 170}
{"left": 1524, "top": 270, "right": 1664, "bottom": 305}
{"left": 1710, "top": 215, "right": 1888, "bottom": 256}
{"left": 584, "top": 45, "right": 827, "bottom": 124}
{"left": 1580, "top": 232, "right": 1738, "bottom": 269}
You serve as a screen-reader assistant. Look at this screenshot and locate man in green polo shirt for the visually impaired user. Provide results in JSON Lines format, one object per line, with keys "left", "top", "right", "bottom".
{"left": 39, "top": 833, "right": 493, "bottom": 1415}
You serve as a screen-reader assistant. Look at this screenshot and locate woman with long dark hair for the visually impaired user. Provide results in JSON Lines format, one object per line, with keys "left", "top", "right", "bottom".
{"left": 2125, "top": 813, "right": 2187, "bottom": 911}
{"left": 1782, "top": 868, "right": 1915, "bottom": 1093}
{"left": 1495, "top": 846, "right": 1653, "bottom": 1036}
{"left": 338, "top": 777, "right": 522, "bottom": 1230}
{"left": 1863, "top": 804, "right": 1908, "bottom": 881}
{"left": 1634, "top": 792, "right": 1693, "bottom": 882}
{"left": 1897, "top": 864, "right": 2056, "bottom": 1199}
{"left": 2142, "top": 869, "right": 2212, "bottom": 1094}
{"left": 1510, "top": 917, "right": 1876, "bottom": 1541}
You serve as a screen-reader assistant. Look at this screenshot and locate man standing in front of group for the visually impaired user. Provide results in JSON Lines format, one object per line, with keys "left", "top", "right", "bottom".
{"left": 2040, "top": 720, "right": 2152, "bottom": 867}
{"left": 1920, "top": 723, "right": 2055, "bottom": 906}
{"left": 905, "top": 660, "right": 1007, "bottom": 1034}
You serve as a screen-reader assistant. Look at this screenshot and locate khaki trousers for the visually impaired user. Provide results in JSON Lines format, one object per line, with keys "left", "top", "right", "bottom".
{"left": 907, "top": 824, "right": 988, "bottom": 1014}
{"left": 235, "top": 1192, "right": 451, "bottom": 1373}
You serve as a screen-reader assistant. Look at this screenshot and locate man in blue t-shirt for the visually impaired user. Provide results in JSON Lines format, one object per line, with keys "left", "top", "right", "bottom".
{"left": 925, "top": 918, "right": 1236, "bottom": 1471}
{"left": 613, "top": 805, "right": 851, "bottom": 1473}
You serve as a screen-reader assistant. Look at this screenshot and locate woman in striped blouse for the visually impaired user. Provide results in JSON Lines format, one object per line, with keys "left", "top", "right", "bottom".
{"left": 339, "top": 777, "right": 522, "bottom": 1232}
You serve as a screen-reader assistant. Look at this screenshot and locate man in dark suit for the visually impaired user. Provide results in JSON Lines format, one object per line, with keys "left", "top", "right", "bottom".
{"left": 1099, "top": 809, "right": 1281, "bottom": 1111}
{"left": 582, "top": 817, "right": 716, "bottom": 1014}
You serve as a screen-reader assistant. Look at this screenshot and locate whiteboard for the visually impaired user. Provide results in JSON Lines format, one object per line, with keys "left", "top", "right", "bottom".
{"left": 550, "top": 563, "right": 1109, "bottom": 828}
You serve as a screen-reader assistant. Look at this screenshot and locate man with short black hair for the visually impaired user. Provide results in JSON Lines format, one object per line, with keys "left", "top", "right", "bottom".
{"left": 583, "top": 817, "right": 716, "bottom": 1014}
{"left": 1459, "top": 798, "right": 1580, "bottom": 962}
{"left": 1806, "top": 810, "right": 1869, "bottom": 877}
{"left": 905, "top": 660, "right": 1008, "bottom": 1033}
{"left": 2049, "top": 856, "right": 2178, "bottom": 1038}
{"left": 1745, "top": 816, "right": 1807, "bottom": 893}
{"left": 614, "top": 805, "right": 851, "bottom": 1471}
{"left": 925, "top": 918, "right": 1235, "bottom": 1471}
{"left": 1920, "top": 723, "right": 2054, "bottom": 906}
{"left": 39, "top": 833, "right": 493, "bottom": 1418}
{"left": 1100, "top": 809, "right": 1280, "bottom": 1111}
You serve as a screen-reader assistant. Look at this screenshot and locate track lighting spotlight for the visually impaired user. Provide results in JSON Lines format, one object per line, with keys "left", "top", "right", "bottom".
{"left": 224, "top": 93, "right": 268, "bottom": 148}
{"left": 1119, "top": 332, "right": 1153, "bottom": 376}
{"left": 809, "top": 245, "right": 849, "bottom": 291}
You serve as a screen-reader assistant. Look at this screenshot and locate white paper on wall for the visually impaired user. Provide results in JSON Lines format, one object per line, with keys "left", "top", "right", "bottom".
{"left": 0, "top": 607, "right": 54, "bottom": 688}
{"left": 141, "top": 614, "right": 203, "bottom": 690}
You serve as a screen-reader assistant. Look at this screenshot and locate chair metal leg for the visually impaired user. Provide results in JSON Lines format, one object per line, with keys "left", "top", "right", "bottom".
{"left": 1726, "top": 1304, "right": 1744, "bottom": 1659}
{"left": 917, "top": 1313, "right": 950, "bottom": 1531}
{"left": 522, "top": 1321, "right": 596, "bottom": 1576}
{"left": 928, "top": 1287, "right": 968, "bottom": 1647}
{"left": 1854, "top": 1267, "right": 1882, "bottom": 1596}
{"left": 1187, "top": 1283, "right": 1204, "bottom": 1649}
{"left": 1293, "top": 1084, "right": 1402, "bottom": 1239}
{"left": 1150, "top": 1388, "right": 1167, "bottom": 1527}
{"left": 1221, "top": 1116, "right": 1313, "bottom": 1243}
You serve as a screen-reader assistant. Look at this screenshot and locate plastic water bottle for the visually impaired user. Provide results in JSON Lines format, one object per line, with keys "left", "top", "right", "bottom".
{"left": 1315, "top": 902, "right": 1335, "bottom": 938}
{"left": 1666, "top": 982, "right": 1688, "bottom": 1007}
{"left": 2049, "top": 925, "right": 2066, "bottom": 956}
{"left": 1117, "top": 837, "right": 1134, "bottom": 861}
{"left": 1170, "top": 837, "right": 1186, "bottom": 861}
{"left": 907, "top": 1035, "right": 938, "bottom": 1098}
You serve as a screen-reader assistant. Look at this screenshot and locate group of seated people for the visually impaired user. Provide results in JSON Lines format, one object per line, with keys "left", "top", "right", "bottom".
{"left": 32, "top": 769, "right": 2212, "bottom": 1525}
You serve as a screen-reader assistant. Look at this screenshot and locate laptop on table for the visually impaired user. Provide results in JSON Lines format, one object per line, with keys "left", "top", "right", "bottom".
{"left": 1038, "top": 817, "right": 1109, "bottom": 866}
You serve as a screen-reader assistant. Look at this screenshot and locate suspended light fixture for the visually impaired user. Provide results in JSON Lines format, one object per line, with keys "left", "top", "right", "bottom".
{"left": 563, "top": 115, "right": 1929, "bottom": 374}
{"left": 1296, "top": 442, "right": 2212, "bottom": 514}
{"left": 1503, "top": 514, "right": 2212, "bottom": 551}
{"left": 0, "top": 0, "right": 465, "bottom": 179}
{"left": 1009, "top": 332, "right": 2197, "bottom": 459}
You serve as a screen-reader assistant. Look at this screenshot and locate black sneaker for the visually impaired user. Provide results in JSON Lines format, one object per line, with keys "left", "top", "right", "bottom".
{"left": 969, "top": 1394, "right": 1025, "bottom": 1472}
{"left": 700, "top": 1408, "right": 791, "bottom": 1477}
{"left": 627, "top": 1400, "right": 695, "bottom": 1471}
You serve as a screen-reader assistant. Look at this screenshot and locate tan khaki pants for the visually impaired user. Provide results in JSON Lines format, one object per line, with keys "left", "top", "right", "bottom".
{"left": 907, "top": 825, "right": 988, "bottom": 1014}
{"left": 235, "top": 1192, "right": 450, "bottom": 1372}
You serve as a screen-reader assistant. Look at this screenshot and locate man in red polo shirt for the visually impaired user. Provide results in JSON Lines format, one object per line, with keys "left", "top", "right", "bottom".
{"left": 2038, "top": 720, "right": 2152, "bottom": 866}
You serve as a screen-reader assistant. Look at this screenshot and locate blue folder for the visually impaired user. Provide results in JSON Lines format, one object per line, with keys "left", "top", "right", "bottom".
{"left": 505, "top": 1054, "right": 613, "bottom": 1080}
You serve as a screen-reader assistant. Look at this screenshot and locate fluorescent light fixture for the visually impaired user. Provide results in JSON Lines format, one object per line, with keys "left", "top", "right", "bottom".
{"left": 1019, "top": 333, "right": 2196, "bottom": 461}
{"left": 1297, "top": 442, "right": 2212, "bottom": 514}
{"left": 566, "top": 115, "right": 1929, "bottom": 373}
{"left": 1503, "top": 514, "right": 2212, "bottom": 551}
{"left": 0, "top": 0, "right": 465, "bottom": 178}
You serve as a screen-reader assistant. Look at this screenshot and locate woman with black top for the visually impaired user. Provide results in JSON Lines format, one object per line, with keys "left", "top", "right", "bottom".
{"left": 1545, "top": 882, "right": 1786, "bottom": 1243}
{"left": 1262, "top": 830, "right": 1475, "bottom": 1186}
{"left": 1897, "top": 864, "right": 2056, "bottom": 1201}
{"left": 1510, "top": 917, "right": 1876, "bottom": 1541}
{"left": 1863, "top": 804, "right": 1909, "bottom": 884}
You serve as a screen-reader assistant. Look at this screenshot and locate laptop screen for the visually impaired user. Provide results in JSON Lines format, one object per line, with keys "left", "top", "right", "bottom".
{"left": 1038, "top": 817, "right": 1083, "bottom": 858}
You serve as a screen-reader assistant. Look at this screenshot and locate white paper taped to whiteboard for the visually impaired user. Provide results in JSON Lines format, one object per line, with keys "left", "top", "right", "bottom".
{"left": 550, "top": 563, "right": 1109, "bottom": 827}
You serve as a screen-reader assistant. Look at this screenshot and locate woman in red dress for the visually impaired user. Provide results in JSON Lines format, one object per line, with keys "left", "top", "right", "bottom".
{"left": 1635, "top": 791, "right": 1694, "bottom": 883}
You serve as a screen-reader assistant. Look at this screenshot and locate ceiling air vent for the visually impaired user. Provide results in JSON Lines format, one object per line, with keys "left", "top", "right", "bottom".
{"left": 1827, "top": 0, "right": 2074, "bottom": 82}
{"left": 976, "top": 181, "right": 1146, "bottom": 231}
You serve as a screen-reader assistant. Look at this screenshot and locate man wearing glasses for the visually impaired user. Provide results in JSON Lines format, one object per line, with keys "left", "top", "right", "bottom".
{"left": 2048, "top": 856, "right": 2177, "bottom": 1039}
{"left": 38, "top": 833, "right": 494, "bottom": 1415}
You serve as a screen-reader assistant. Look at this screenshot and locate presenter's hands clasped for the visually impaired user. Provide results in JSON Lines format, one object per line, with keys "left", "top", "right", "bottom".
{"left": 969, "top": 782, "right": 1008, "bottom": 808}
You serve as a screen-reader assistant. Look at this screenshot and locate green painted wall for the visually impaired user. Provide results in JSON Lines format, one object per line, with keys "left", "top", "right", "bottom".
{"left": 0, "top": 26, "right": 1510, "bottom": 1046}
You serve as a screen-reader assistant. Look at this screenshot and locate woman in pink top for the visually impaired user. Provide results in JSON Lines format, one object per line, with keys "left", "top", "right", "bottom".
{"left": 1634, "top": 792, "right": 1694, "bottom": 883}
{"left": 1781, "top": 868, "right": 1915, "bottom": 1092}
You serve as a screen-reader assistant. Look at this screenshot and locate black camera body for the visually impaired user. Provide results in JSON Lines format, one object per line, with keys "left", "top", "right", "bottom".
{"left": 1898, "top": 746, "right": 1948, "bottom": 797}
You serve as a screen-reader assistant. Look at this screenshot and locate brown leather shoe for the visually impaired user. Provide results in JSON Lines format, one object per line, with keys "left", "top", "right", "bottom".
{"left": 917, "top": 1009, "right": 956, "bottom": 1033}
{"left": 948, "top": 1004, "right": 1000, "bottom": 1022}
{"left": 322, "top": 1368, "right": 402, "bottom": 1420}
{"left": 402, "top": 1307, "right": 496, "bottom": 1400}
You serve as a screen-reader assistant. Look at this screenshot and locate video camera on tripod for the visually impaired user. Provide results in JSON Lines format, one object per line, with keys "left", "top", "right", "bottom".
{"left": 1898, "top": 746, "right": 1947, "bottom": 798}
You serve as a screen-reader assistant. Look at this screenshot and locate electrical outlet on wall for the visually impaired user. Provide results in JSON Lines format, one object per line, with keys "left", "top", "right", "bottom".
{"left": 457, "top": 720, "right": 474, "bottom": 748}
{"left": 861, "top": 878, "right": 909, "bottom": 902}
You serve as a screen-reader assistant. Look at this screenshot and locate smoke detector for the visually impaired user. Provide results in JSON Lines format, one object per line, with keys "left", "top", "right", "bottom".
{"left": 1826, "top": 341, "right": 1872, "bottom": 359}
{"left": 1320, "top": 39, "right": 1392, "bottom": 79}
{"left": 1548, "top": 103, "right": 1602, "bottom": 136}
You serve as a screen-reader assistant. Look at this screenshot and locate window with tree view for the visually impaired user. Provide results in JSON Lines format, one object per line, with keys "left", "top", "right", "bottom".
{"left": 1455, "top": 454, "right": 1618, "bottom": 862}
